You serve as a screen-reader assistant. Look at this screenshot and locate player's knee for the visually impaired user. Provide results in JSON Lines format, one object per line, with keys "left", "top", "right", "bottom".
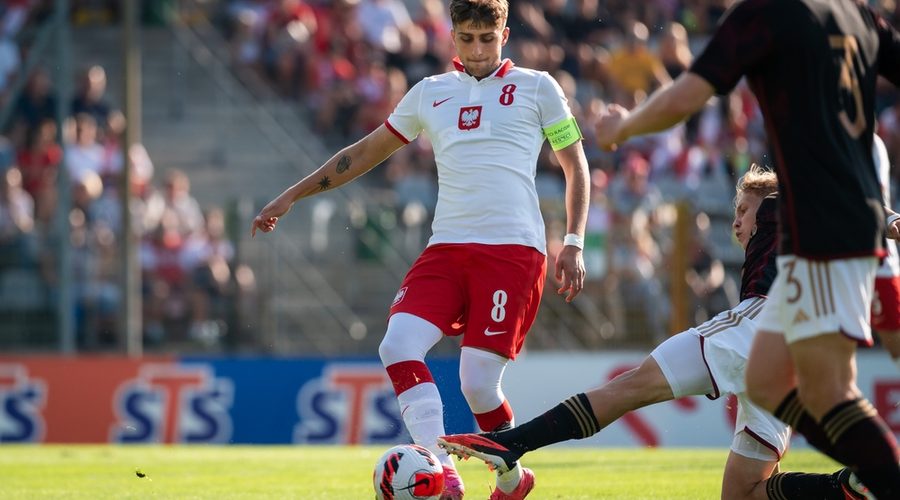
{"left": 459, "top": 378, "right": 502, "bottom": 411}
{"left": 378, "top": 334, "right": 405, "bottom": 366}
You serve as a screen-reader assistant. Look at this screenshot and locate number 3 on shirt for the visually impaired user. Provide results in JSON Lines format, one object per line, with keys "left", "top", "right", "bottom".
{"left": 499, "top": 84, "right": 516, "bottom": 106}
{"left": 491, "top": 290, "right": 508, "bottom": 322}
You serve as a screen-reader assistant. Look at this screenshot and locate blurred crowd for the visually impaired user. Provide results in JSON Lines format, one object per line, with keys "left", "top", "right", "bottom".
{"left": 2, "top": 0, "right": 900, "bottom": 350}
{"left": 219, "top": 0, "right": 900, "bottom": 342}
{"left": 0, "top": 1, "right": 250, "bottom": 350}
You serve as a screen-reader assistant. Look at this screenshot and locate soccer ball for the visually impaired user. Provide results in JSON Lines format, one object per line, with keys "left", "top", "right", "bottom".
{"left": 373, "top": 444, "right": 444, "bottom": 500}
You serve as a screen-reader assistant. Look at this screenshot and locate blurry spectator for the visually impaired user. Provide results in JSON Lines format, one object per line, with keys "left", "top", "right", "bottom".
{"left": 608, "top": 152, "right": 663, "bottom": 218}
{"left": 182, "top": 207, "right": 236, "bottom": 344}
{"left": 607, "top": 21, "right": 671, "bottom": 105}
{"left": 355, "top": 63, "right": 406, "bottom": 136}
{"left": 658, "top": 21, "right": 692, "bottom": 80}
{"left": 263, "top": 0, "right": 318, "bottom": 98}
{"left": 311, "top": 0, "right": 364, "bottom": 68}
{"left": 685, "top": 211, "right": 737, "bottom": 324}
{"left": 141, "top": 211, "right": 188, "bottom": 344}
{"left": 12, "top": 67, "right": 57, "bottom": 130}
{"left": 0, "top": 22, "right": 21, "bottom": 107}
{"left": 69, "top": 170, "right": 119, "bottom": 346}
{"left": 129, "top": 144, "right": 165, "bottom": 237}
{"left": 412, "top": 0, "right": 454, "bottom": 78}
{"left": 71, "top": 65, "right": 123, "bottom": 136}
{"left": 230, "top": 8, "right": 265, "bottom": 69}
{"left": 160, "top": 167, "right": 204, "bottom": 238}
{"left": 355, "top": 0, "right": 412, "bottom": 56}
{"left": 606, "top": 153, "right": 666, "bottom": 343}
{"left": 1, "top": 0, "right": 38, "bottom": 38}
{"left": 583, "top": 168, "right": 611, "bottom": 280}
{"left": 0, "top": 166, "right": 36, "bottom": 270}
{"left": 66, "top": 113, "right": 106, "bottom": 183}
{"left": 385, "top": 133, "right": 437, "bottom": 214}
{"left": 16, "top": 118, "right": 62, "bottom": 225}
{"left": 312, "top": 46, "right": 359, "bottom": 138}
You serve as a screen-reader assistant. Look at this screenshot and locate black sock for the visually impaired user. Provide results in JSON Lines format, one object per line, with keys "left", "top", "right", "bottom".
{"left": 773, "top": 389, "right": 836, "bottom": 459}
{"left": 765, "top": 471, "right": 846, "bottom": 500}
{"left": 489, "top": 393, "right": 601, "bottom": 455}
{"left": 821, "top": 398, "right": 900, "bottom": 500}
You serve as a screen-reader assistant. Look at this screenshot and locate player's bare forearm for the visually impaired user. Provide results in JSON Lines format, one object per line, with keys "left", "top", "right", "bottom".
{"left": 287, "top": 126, "right": 405, "bottom": 202}
{"left": 555, "top": 141, "right": 590, "bottom": 238}
{"left": 251, "top": 125, "right": 405, "bottom": 236}
{"left": 554, "top": 141, "right": 589, "bottom": 301}
{"left": 619, "top": 73, "right": 715, "bottom": 142}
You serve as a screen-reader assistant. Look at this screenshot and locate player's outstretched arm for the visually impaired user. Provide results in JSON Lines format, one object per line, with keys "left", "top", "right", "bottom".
{"left": 251, "top": 125, "right": 406, "bottom": 237}
{"left": 553, "top": 140, "right": 590, "bottom": 302}
{"left": 595, "top": 72, "right": 715, "bottom": 151}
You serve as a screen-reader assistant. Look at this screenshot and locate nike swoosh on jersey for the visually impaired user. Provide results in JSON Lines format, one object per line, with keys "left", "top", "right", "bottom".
{"left": 433, "top": 97, "right": 453, "bottom": 107}
{"left": 484, "top": 328, "right": 507, "bottom": 336}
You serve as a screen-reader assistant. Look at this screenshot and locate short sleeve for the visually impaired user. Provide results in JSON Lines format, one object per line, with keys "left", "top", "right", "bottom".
{"left": 535, "top": 72, "right": 573, "bottom": 128}
{"left": 689, "top": 0, "right": 777, "bottom": 95}
{"left": 385, "top": 80, "right": 425, "bottom": 144}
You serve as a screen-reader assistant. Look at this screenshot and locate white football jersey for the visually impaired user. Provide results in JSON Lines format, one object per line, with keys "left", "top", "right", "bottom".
{"left": 385, "top": 59, "right": 575, "bottom": 254}
{"left": 874, "top": 134, "right": 900, "bottom": 278}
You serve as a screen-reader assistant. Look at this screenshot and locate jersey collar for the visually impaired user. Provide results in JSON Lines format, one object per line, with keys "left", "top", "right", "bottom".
{"left": 453, "top": 57, "right": 515, "bottom": 81}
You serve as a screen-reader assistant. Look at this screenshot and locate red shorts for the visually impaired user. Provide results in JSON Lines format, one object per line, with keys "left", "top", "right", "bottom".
{"left": 872, "top": 276, "right": 900, "bottom": 331}
{"left": 389, "top": 243, "right": 546, "bottom": 360}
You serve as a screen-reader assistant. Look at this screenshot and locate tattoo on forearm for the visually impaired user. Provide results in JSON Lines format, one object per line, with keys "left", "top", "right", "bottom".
{"left": 317, "top": 176, "right": 332, "bottom": 191}
{"left": 336, "top": 155, "right": 352, "bottom": 174}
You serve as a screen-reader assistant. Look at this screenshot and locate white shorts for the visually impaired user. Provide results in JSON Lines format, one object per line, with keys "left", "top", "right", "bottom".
{"left": 650, "top": 297, "right": 790, "bottom": 460}
{"left": 755, "top": 255, "right": 877, "bottom": 346}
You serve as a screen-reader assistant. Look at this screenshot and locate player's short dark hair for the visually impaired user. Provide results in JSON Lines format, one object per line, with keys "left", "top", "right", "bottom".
{"left": 449, "top": 0, "right": 508, "bottom": 29}
{"left": 734, "top": 163, "right": 778, "bottom": 207}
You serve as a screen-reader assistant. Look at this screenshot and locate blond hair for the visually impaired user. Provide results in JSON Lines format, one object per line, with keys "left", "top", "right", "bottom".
{"left": 734, "top": 163, "right": 778, "bottom": 207}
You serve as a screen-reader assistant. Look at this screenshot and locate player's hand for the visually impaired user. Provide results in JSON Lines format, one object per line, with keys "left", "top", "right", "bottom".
{"left": 889, "top": 217, "right": 900, "bottom": 240}
{"left": 594, "top": 104, "right": 629, "bottom": 152}
{"left": 555, "top": 245, "right": 585, "bottom": 302}
{"left": 251, "top": 194, "right": 293, "bottom": 237}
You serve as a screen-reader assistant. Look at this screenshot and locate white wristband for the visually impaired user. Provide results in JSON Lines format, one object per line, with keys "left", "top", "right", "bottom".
{"left": 563, "top": 233, "right": 584, "bottom": 250}
{"left": 888, "top": 213, "right": 900, "bottom": 226}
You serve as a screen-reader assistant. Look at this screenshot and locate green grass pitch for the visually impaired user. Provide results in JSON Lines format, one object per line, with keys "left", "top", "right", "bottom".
{"left": 0, "top": 445, "right": 841, "bottom": 499}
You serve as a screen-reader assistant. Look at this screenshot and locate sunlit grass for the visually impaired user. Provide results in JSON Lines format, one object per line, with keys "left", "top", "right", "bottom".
{"left": 0, "top": 445, "right": 840, "bottom": 499}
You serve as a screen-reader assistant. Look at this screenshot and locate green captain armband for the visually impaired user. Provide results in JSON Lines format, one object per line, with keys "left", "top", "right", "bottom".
{"left": 543, "top": 117, "right": 583, "bottom": 151}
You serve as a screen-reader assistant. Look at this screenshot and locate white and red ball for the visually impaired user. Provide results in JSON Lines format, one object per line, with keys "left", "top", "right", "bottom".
{"left": 373, "top": 444, "right": 444, "bottom": 500}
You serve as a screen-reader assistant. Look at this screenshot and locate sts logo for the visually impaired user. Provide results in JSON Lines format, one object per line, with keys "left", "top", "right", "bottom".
{"left": 110, "top": 364, "right": 234, "bottom": 444}
{"left": 0, "top": 364, "right": 46, "bottom": 443}
{"left": 293, "top": 364, "right": 408, "bottom": 445}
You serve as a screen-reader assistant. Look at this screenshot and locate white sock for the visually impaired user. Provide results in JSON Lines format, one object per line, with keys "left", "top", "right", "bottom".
{"left": 496, "top": 463, "right": 522, "bottom": 493}
{"left": 397, "top": 382, "right": 451, "bottom": 467}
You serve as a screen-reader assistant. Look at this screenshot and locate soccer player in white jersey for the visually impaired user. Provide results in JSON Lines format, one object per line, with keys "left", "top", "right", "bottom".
{"left": 873, "top": 134, "right": 900, "bottom": 370}
{"left": 250, "top": 0, "right": 590, "bottom": 498}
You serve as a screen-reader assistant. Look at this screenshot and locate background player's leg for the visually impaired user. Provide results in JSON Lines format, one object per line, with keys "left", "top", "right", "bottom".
{"left": 788, "top": 333, "right": 900, "bottom": 500}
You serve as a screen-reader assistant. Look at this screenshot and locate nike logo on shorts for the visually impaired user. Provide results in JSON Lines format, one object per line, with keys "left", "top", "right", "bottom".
{"left": 433, "top": 97, "right": 453, "bottom": 107}
{"left": 484, "top": 328, "right": 507, "bottom": 336}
